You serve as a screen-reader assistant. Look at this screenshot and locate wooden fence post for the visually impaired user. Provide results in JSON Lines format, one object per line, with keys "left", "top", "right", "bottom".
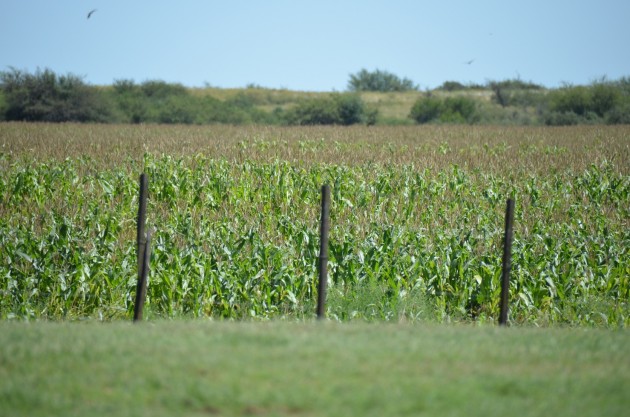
{"left": 134, "top": 229, "right": 152, "bottom": 322}
{"left": 317, "top": 184, "right": 331, "bottom": 319}
{"left": 499, "top": 198, "right": 515, "bottom": 326}
{"left": 134, "top": 173, "right": 148, "bottom": 322}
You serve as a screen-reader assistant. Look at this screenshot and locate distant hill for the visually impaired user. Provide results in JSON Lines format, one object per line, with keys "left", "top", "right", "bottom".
{"left": 1, "top": 68, "right": 628, "bottom": 125}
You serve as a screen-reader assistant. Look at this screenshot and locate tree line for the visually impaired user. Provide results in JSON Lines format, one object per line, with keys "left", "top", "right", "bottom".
{"left": 1, "top": 67, "right": 628, "bottom": 125}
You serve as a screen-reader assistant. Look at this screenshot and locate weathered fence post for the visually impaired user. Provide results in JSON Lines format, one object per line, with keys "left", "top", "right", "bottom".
{"left": 317, "top": 184, "right": 331, "bottom": 319}
{"left": 499, "top": 198, "right": 515, "bottom": 326}
{"left": 134, "top": 229, "right": 152, "bottom": 322}
{"left": 134, "top": 173, "right": 148, "bottom": 322}
{"left": 136, "top": 174, "right": 148, "bottom": 278}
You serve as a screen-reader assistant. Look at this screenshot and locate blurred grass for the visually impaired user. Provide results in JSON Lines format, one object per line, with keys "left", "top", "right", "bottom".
{"left": 0, "top": 321, "right": 628, "bottom": 417}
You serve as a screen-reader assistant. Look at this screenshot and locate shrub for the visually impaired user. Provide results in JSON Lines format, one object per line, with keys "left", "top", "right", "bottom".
{"left": 284, "top": 93, "right": 372, "bottom": 125}
{"left": 488, "top": 79, "right": 543, "bottom": 91}
{"left": 549, "top": 85, "right": 591, "bottom": 116}
{"left": 156, "top": 95, "right": 197, "bottom": 124}
{"left": 140, "top": 80, "right": 188, "bottom": 98}
{"left": 0, "top": 90, "right": 6, "bottom": 121}
{"left": 613, "top": 76, "right": 630, "bottom": 95}
{"left": 227, "top": 92, "right": 257, "bottom": 109}
{"left": 334, "top": 93, "right": 366, "bottom": 125}
{"left": 589, "top": 83, "right": 620, "bottom": 117}
{"left": 409, "top": 95, "right": 443, "bottom": 123}
{"left": 108, "top": 80, "right": 278, "bottom": 125}
{"left": 544, "top": 111, "right": 581, "bottom": 126}
{"left": 0, "top": 67, "right": 110, "bottom": 122}
{"left": 409, "top": 95, "right": 478, "bottom": 124}
{"left": 110, "top": 79, "right": 147, "bottom": 123}
{"left": 438, "top": 81, "right": 467, "bottom": 91}
{"left": 113, "top": 78, "right": 138, "bottom": 95}
{"left": 348, "top": 69, "right": 417, "bottom": 92}
{"left": 605, "top": 102, "right": 630, "bottom": 124}
{"left": 546, "top": 82, "right": 624, "bottom": 124}
{"left": 284, "top": 97, "right": 338, "bottom": 125}
{"left": 440, "top": 96, "right": 478, "bottom": 123}
{"left": 488, "top": 79, "right": 545, "bottom": 108}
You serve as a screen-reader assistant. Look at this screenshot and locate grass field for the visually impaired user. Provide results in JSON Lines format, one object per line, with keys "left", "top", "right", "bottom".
{"left": 1, "top": 321, "right": 629, "bottom": 417}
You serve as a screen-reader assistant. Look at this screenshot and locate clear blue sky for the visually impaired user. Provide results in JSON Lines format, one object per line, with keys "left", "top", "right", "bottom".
{"left": 2, "top": 0, "right": 629, "bottom": 91}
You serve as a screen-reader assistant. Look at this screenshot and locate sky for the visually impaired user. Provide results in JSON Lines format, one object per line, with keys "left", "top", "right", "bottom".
{"left": 1, "top": 0, "right": 629, "bottom": 91}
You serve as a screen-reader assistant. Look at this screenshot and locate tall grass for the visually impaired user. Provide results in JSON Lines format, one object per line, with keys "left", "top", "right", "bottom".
{"left": 1, "top": 123, "right": 628, "bottom": 325}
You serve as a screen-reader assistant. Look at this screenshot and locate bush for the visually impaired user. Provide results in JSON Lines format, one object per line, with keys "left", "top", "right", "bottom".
{"left": 110, "top": 79, "right": 147, "bottom": 123}
{"left": 488, "top": 79, "right": 545, "bottom": 108}
{"left": 441, "top": 96, "right": 478, "bottom": 123}
{"left": 605, "top": 102, "right": 630, "bottom": 124}
{"left": 438, "top": 81, "right": 466, "bottom": 91}
{"left": 409, "top": 95, "right": 478, "bottom": 124}
{"left": 544, "top": 111, "right": 581, "bottom": 126}
{"left": 549, "top": 85, "right": 591, "bottom": 116}
{"left": 0, "top": 90, "right": 6, "bottom": 121}
{"left": 348, "top": 69, "right": 417, "bottom": 92}
{"left": 284, "top": 98, "right": 338, "bottom": 125}
{"left": 613, "top": 76, "right": 630, "bottom": 95}
{"left": 0, "top": 67, "right": 110, "bottom": 122}
{"left": 488, "top": 79, "right": 543, "bottom": 91}
{"left": 546, "top": 82, "right": 624, "bottom": 124}
{"left": 155, "top": 95, "right": 197, "bottom": 124}
{"left": 106, "top": 79, "right": 277, "bottom": 125}
{"left": 334, "top": 94, "right": 366, "bottom": 125}
{"left": 589, "top": 83, "right": 620, "bottom": 117}
{"left": 140, "top": 80, "right": 188, "bottom": 99}
{"left": 409, "top": 95, "right": 442, "bottom": 123}
{"left": 284, "top": 93, "right": 373, "bottom": 125}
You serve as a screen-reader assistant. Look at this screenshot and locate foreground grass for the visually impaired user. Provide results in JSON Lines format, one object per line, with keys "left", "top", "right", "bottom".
{"left": 1, "top": 321, "right": 629, "bottom": 417}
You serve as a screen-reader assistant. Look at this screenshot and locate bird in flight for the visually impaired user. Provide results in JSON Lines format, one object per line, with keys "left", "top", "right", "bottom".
{"left": 87, "top": 9, "right": 97, "bottom": 19}
{"left": 464, "top": 58, "right": 475, "bottom": 65}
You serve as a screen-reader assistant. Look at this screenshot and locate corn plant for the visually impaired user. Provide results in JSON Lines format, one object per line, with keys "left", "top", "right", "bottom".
{"left": 1, "top": 124, "right": 628, "bottom": 325}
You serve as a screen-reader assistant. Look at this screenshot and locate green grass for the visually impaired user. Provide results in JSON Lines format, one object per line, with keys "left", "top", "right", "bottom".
{"left": 1, "top": 321, "right": 628, "bottom": 417}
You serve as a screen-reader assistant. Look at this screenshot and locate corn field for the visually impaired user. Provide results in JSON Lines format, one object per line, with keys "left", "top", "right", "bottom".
{"left": 1, "top": 123, "right": 628, "bottom": 325}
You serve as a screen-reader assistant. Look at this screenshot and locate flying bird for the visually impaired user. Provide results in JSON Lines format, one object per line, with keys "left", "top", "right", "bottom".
{"left": 87, "top": 9, "right": 97, "bottom": 19}
{"left": 464, "top": 59, "right": 475, "bottom": 65}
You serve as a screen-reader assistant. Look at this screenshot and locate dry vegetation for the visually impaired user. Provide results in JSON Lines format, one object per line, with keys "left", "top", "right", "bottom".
{"left": 2, "top": 123, "right": 627, "bottom": 172}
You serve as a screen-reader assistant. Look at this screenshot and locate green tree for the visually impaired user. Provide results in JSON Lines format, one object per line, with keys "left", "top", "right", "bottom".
{"left": 488, "top": 79, "right": 544, "bottom": 108}
{"left": 549, "top": 85, "right": 591, "bottom": 116}
{"left": 409, "top": 95, "right": 478, "bottom": 124}
{"left": 439, "top": 81, "right": 467, "bottom": 91}
{"left": 0, "top": 67, "right": 109, "bottom": 122}
{"left": 589, "top": 83, "right": 620, "bottom": 117}
{"left": 140, "top": 80, "right": 188, "bottom": 99}
{"left": 546, "top": 81, "right": 622, "bottom": 125}
{"left": 284, "top": 93, "right": 373, "bottom": 125}
{"left": 409, "top": 95, "right": 443, "bottom": 123}
{"left": 348, "top": 69, "right": 417, "bottom": 92}
{"left": 284, "top": 97, "right": 340, "bottom": 125}
{"left": 440, "top": 96, "right": 479, "bottom": 123}
{"left": 110, "top": 79, "right": 148, "bottom": 123}
{"left": 0, "top": 90, "right": 6, "bottom": 121}
{"left": 334, "top": 93, "right": 366, "bottom": 125}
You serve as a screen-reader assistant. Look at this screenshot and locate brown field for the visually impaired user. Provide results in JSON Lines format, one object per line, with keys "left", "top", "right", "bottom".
{"left": 2, "top": 123, "right": 628, "bottom": 174}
